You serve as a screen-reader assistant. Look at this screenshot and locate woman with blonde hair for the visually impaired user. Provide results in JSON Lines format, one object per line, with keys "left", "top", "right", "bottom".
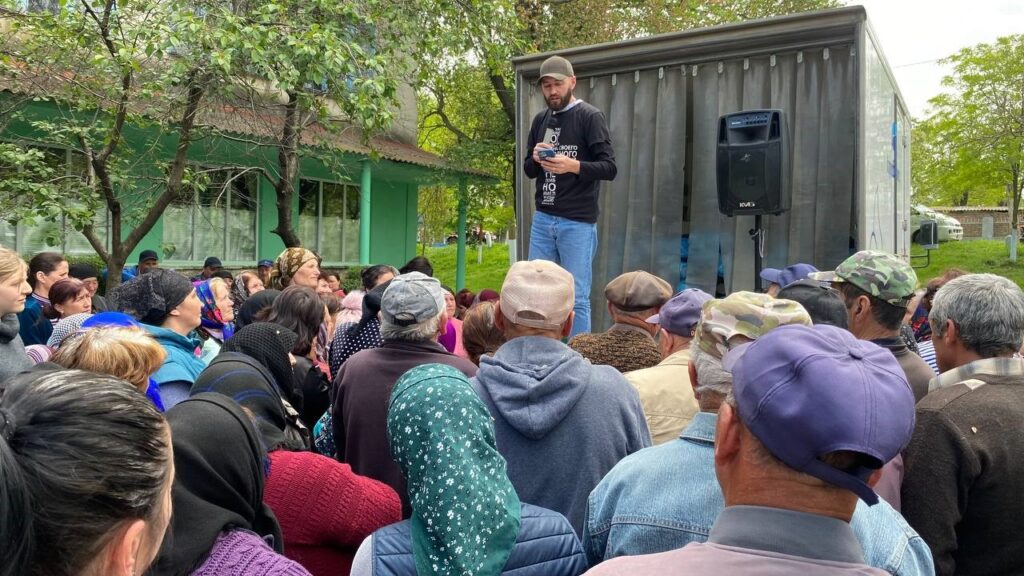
{"left": 53, "top": 323, "right": 168, "bottom": 411}
{"left": 0, "top": 246, "right": 32, "bottom": 380}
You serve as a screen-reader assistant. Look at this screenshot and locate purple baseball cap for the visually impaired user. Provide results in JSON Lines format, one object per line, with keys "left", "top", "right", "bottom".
{"left": 724, "top": 323, "right": 915, "bottom": 505}
{"left": 760, "top": 263, "right": 819, "bottom": 288}
{"left": 646, "top": 288, "right": 713, "bottom": 337}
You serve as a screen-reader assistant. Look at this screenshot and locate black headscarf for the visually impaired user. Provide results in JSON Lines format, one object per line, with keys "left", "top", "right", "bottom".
{"left": 192, "top": 323, "right": 309, "bottom": 452}
{"left": 348, "top": 279, "right": 390, "bottom": 337}
{"left": 152, "top": 393, "right": 283, "bottom": 576}
{"left": 221, "top": 322, "right": 300, "bottom": 406}
{"left": 110, "top": 268, "right": 194, "bottom": 325}
{"left": 234, "top": 289, "right": 280, "bottom": 330}
{"left": 329, "top": 280, "right": 390, "bottom": 376}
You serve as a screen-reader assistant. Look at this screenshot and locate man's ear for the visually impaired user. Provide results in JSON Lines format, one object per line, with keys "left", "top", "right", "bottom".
{"left": 561, "top": 311, "right": 575, "bottom": 338}
{"left": 493, "top": 303, "right": 506, "bottom": 331}
{"left": 854, "top": 295, "right": 872, "bottom": 322}
{"left": 714, "top": 402, "right": 742, "bottom": 464}
{"left": 689, "top": 360, "right": 699, "bottom": 400}
{"left": 866, "top": 468, "right": 883, "bottom": 488}
{"left": 658, "top": 328, "right": 671, "bottom": 357}
{"left": 436, "top": 310, "right": 450, "bottom": 337}
{"left": 941, "top": 319, "right": 958, "bottom": 346}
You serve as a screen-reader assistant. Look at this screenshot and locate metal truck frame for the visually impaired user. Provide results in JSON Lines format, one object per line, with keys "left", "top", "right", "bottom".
{"left": 513, "top": 6, "right": 911, "bottom": 330}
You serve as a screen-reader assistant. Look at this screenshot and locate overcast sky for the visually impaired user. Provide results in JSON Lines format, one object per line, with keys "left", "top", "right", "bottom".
{"left": 849, "top": 0, "right": 1024, "bottom": 119}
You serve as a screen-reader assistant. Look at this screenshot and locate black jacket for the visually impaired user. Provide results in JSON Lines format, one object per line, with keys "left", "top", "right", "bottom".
{"left": 523, "top": 100, "right": 616, "bottom": 223}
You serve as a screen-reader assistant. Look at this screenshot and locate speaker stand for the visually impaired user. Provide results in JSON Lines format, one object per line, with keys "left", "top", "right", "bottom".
{"left": 750, "top": 215, "right": 765, "bottom": 292}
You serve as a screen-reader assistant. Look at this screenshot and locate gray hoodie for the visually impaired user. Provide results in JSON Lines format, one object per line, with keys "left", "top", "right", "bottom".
{"left": 472, "top": 335, "right": 651, "bottom": 535}
{"left": 0, "top": 313, "right": 32, "bottom": 382}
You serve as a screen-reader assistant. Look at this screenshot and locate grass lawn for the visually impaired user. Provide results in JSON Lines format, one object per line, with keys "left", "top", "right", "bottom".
{"left": 417, "top": 239, "right": 1023, "bottom": 295}
{"left": 423, "top": 244, "right": 512, "bottom": 292}
{"left": 911, "top": 239, "right": 1024, "bottom": 287}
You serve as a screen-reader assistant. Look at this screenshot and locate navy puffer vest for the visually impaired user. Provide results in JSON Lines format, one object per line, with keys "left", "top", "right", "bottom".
{"left": 372, "top": 503, "right": 588, "bottom": 576}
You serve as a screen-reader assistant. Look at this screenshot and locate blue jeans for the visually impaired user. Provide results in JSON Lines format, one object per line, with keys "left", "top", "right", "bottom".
{"left": 528, "top": 210, "right": 597, "bottom": 337}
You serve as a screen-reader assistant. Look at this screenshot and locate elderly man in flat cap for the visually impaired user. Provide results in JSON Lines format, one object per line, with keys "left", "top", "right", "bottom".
{"left": 624, "top": 288, "right": 712, "bottom": 444}
{"left": 569, "top": 270, "right": 672, "bottom": 373}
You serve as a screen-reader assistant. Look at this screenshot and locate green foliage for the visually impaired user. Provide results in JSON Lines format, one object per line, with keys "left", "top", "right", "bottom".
{"left": 425, "top": 244, "right": 511, "bottom": 292}
{"left": 64, "top": 251, "right": 108, "bottom": 293}
{"left": 0, "top": 0, "right": 443, "bottom": 273}
{"left": 912, "top": 35, "right": 1024, "bottom": 225}
{"left": 413, "top": 0, "right": 839, "bottom": 248}
{"left": 912, "top": 240, "right": 1024, "bottom": 289}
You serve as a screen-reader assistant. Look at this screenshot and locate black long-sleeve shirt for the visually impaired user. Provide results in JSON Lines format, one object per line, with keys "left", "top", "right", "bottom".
{"left": 524, "top": 100, "right": 616, "bottom": 223}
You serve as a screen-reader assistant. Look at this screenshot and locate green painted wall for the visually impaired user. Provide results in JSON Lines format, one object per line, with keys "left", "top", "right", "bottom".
{"left": 368, "top": 179, "right": 418, "bottom": 267}
{"left": 2, "top": 96, "right": 440, "bottom": 268}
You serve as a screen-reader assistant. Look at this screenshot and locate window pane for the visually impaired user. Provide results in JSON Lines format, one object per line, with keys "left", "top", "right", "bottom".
{"left": 163, "top": 190, "right": 196, "bottom": 261}
{"left": 11, "top": 146, "right": 106, "bottom": 256}
{"left": 19, "top": 220, "right": 60, "bottom": 254}
{"left": 344, "top": 184, "right": 361, "bottom": 263}
{"left": 0, "top": 221, "right": 16, "bottom": 250}
{"left": 298, "top": 179, "right": 319, "bottom": 252}
{"left": 320, "top": 182, "right": 345, "bottom": 262}
{"left": 226, "top": 171, "right": 257, "bottom": 261}
{"left": 21, "top": 0, "right": 60, "bottom": 14}
{"left": 64, "top": 209, "right": 108, "bottom": 256}
{"left": 194, "top": 173, "right": 226, "bottom": 259}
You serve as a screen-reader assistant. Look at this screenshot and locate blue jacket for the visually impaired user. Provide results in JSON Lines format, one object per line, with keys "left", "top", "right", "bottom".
{"left": 16, "top": 295, "right": 52, "bottom": 346}
{"left": 470, "top": 336, "right": 651, "bottom": 535}
{"left": 584, "top": 411, "right": 935, "bottom": 576}
{"left": 144, "top": 324, "right": 205, "bottom": 408}
{"left": 354, "top": 504, "right": 587, "bottom": 576}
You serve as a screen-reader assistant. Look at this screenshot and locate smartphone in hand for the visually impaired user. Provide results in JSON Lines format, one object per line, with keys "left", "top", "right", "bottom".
{"left": 538, "top": 147, "right": 557, "bottom": 160}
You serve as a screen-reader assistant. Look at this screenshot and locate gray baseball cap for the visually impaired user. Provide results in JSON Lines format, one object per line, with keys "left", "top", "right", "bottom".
{"left": 381, "top": 272, "right": 446, "bottom": 327}
{"left": 538, "top": 56, "right": 574, "bottom": 83}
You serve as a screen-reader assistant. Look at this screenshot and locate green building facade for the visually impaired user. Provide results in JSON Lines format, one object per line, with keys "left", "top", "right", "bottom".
{"left": 1, "top": 97, "right": 478, "bottom": 271}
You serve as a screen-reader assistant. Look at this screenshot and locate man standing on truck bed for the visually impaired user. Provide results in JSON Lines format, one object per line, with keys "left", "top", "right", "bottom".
{"left": 524, "top": 55, "right": 617, "bottom": 337}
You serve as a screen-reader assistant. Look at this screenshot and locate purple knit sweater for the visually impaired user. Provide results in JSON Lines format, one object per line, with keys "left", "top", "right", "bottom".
{"left": 191, "top": 530, "right": 312, "bottom": 576}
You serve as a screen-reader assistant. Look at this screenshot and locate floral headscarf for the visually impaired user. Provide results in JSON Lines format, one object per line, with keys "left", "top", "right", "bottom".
{"left": 195, "top": 280, "right": 234, "bottom": 341}
{"left": 270, "top": 247, "right": 318, "bottom": 290}
{"left": 231, "top": 271, "right": 259, "bottom": 312}
{"left": 388, "top": 363, "right": 521, "bottom": 576}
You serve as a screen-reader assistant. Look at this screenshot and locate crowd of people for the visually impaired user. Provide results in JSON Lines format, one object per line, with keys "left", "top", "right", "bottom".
{"left": 0, "top": 241, "right": 1022, "bottom": 576}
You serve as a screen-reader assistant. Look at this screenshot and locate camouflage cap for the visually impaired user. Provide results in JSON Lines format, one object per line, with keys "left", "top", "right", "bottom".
{"left": 695, "top": 291, "right": 813, "bottom": 359}
{"left": 808, "top": 251, "right": 917, "bottom": 307}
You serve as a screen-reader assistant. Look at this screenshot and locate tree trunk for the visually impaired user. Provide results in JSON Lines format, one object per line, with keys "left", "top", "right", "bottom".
{"left": 93, "top": 69, "right": 207, "bottom": 293}
{"left": 273, "top": 93, "right": 303, "bottom": 248}
{"left": 1011, "top": 163, "right": 1021, "bottom": 241}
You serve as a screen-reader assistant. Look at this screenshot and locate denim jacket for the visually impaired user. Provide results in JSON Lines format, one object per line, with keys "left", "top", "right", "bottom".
{"left": 584, "top": 412, "right": 935, "bottom": 576}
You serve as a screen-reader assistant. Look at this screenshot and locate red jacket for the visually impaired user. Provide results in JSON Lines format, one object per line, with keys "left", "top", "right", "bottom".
{"left": 264, "top": 450, "right": 401, "bottom": 576}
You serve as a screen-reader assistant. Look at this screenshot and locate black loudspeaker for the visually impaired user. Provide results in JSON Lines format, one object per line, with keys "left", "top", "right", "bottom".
{"left": 716, "top": 110, "right": 787, "bottom": 216}
{"left": 917, "top": 220, "right": 938, "bottom": 247}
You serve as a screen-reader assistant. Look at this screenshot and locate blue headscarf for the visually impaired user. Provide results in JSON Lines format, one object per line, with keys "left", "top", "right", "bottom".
{"left": 196, "top": 280, "right": 235, "bottom": 341}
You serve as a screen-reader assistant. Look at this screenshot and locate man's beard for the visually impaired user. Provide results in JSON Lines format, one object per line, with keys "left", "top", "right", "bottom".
{"left": 546, "top": 90, "right": 573, "bottom": 111}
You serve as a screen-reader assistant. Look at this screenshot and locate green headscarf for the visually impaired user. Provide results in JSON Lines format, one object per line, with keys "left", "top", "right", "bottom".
{"left": 388, "top": 363, "right": 521, "bottom": 576}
